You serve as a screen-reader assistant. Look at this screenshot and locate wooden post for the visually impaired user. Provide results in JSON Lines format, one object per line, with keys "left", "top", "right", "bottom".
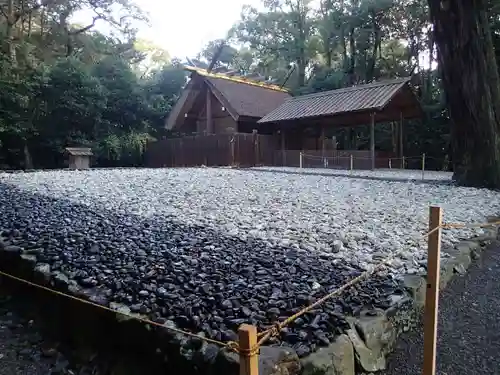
{"left": 350, "top": 154, "right": 353, "bottom": 171}
{"left": 280, "top": 130, "right": 286, "bottom": 166}
{"left": 236, "top": 134, "right": 240, "bottom": 167}
{"left": 180, "top": 139, "right": 184, "bottom": 167}
{"left": 206, "top": 89, "right": 213, "bottom": 134}
{"left": 402, "top": 155, "right": 406, "bottom": 169}
{"left": 422, "top": 206, "right": 442, "bottom": 375}
{"left": 299, "top": 151, "right": 303, "bottom": 169}
{"left": 320, "top": 125, "right": 326, "bottom": 158}
{"left": 399, "top": 112, "right": 404, "bottom": 161}
{"left": 370, "top": 113, "right": 375, "bottom": 170}
{"left": 230, "top": 136, "right": 235, "bottom": 167}
{"left": 421, "top": 153, "right": 426, "bottom": 180}
{"left": 389, "top": 158, "right": 392, "bottom": 169}
{"left": 252, "top": 129, "right": 259, "bottom": 167}
{"left": 239, "top": 324, "right": 258, "bottom": 375}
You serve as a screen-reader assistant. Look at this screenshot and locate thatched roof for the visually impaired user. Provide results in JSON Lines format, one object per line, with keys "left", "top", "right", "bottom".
{"left": 165, "top": 68, "right": 291, "bottom": 130}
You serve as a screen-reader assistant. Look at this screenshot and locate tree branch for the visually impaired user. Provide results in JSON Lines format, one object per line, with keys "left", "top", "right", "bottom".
{"left": 69, "top": 16, "right": 101, "bottom": 35}
{"left": 12, "top": 0, "right": 56, "bottom": 25}
{"left": 0, "top": 6, "right": 10, "bottom": 22}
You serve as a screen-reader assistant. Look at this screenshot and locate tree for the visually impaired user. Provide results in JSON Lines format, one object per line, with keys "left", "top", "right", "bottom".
{"left": 134, "top": 38, "right": 171, "bottom": 76}
{"left": 428, "top": 0, "right": 500, "bottom": 187}
{"left": 234, "top": 0, "right": 317, "bottom": 88}
{"left": 0, "top": 0, "right": 186, "bottom": 170}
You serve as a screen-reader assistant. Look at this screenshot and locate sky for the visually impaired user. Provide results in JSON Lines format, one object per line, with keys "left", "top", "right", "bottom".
{"left": 72, "top": 0, "right": 260, "bottom": 60}
{"left": 132, "top": 0, "right": 261, "bottom": 60}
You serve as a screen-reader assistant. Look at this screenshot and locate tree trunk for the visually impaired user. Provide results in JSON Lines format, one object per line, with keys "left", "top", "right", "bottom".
{"left": 348, "top": 28, "right": 356, "bottom": 84}
{"left": 296, "top": 57, "right": 306, "bottom": 87}
{"left": 428, "top": 0, "right": 500, "bottom": 187}
{"left": 23, "top": 142, "right": 33, "bottom": 169}
{"left": 366, "top": 12, "right": 380, "bottom": 83}
{"left": 325, "top": 49, "right": 332, "bottom": 68}
{"left": 320, "top": 0, "right": 333, "bottom": 68}
{"left": 296, "top": 1, "right": 307, "bottom": 88}
{"left": 340, "top": 29, "right": 347, "bottom": 71}
{"left": 4, "top": 0, "right": 16, "bottom": 62}
{"left": 339, "top": 0, "right": 348, "bottom": 72}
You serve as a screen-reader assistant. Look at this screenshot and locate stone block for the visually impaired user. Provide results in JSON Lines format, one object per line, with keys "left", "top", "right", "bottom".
{"left": 354, "top": 312, "right": 396, "bottom": 354}
{"left": 259, "top": 346, "right": 301, "bottom": 375}
{"left": 403, "top": 274, "right": 426, "bottom": 309}
{"left": 346, "top": 327, "right": 385, "bottom": 372}
{"left": 301, "top": 334, "right": 354, "bottom": 375}
{"left": 216, "top": 346, "right": 300, "bottom": 375}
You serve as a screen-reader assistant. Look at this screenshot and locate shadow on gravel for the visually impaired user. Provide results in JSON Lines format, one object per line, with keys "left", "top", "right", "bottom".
{"left": 0, "top": 182, "right": 404, "bottom": 373}
{"left": 247, "top": 167, "right": 454, "bottom": 186}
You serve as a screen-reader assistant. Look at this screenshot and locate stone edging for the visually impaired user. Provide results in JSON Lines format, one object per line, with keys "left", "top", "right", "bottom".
{"left": 300, "top": 226, "right": 499, "bottom": 375}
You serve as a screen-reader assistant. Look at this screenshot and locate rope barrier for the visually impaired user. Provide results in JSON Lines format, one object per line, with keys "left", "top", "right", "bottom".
{"left": 0, "top": 217, "right": 499, "bottom": 356}
{"left": 0, "top": 270, "right": 239, "bottom": 352}
{"left": 254, "top": 217, "right": 500, "bottom": 347}
{"left": 301, "top": 153, "right": 426, "bottom": 161}
{"left": 255, "top": 264, "right": 384, "bottom": 345}
{"left": 442, "top": 219, "right": 500, "bottom": 230}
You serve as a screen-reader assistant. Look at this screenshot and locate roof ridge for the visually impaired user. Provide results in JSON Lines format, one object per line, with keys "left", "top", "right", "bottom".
{"left": 184, "top": 66, "right": 290, "bottom": 93}
{"left": 288, "top": 77, "right": 411, "bottom": 101}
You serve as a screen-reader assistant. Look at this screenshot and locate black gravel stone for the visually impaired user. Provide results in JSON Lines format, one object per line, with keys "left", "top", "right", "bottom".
{"left": 0, "top": 182, "right": 402, "bottom": 353}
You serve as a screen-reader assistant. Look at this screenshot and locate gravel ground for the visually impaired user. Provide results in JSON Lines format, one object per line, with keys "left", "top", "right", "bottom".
{"left": 0, "top": 292, "right": 73, "bottom": 375}
{"left": 1, "top": 168, "right": 497, "bottom": 271}
{"left": 0, "top": 181, "right": 389, "bottom": 357}
{"left": 382, "top": 243, "right": 500, "bottom": 375}
{"left": 0, "top": 168, "right": 499, "bottom": 357}
{"left": 252, "top": 166, "right": 454, "bottom": 182}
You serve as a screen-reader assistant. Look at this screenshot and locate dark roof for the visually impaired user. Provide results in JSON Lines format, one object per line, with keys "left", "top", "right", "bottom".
{"left": 205, "top": 76, "right": 291, "bottom": 119}
{"left": 65, "top": 147, "right": 93, "bottom": 156}
{"left": 258, "top": 77, "right": 417, "bottom": 124}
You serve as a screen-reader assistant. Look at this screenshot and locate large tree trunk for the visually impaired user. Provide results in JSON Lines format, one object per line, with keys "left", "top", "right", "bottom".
{"left": 3, "top": 0, "right": 16, "bottom": 62}
{"left": 366, "top": 11, "right": 380, "bottom": 83}
{"left": 428, "top": 0, "right": 500, "bottom": 187}
{"left": 348, "top": 28, "right": 356, "bottom": 85}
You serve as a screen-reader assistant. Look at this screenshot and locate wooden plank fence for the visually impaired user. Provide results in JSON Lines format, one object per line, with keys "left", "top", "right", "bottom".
{"left": 145, "top": 133, "right": 399, "bottom": 169}
{"left": 146, "top": 133, "right": 277, "bottom": 168}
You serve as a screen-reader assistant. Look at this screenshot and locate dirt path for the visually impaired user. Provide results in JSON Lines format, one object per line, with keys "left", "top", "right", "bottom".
{"left": 382, "top": 243, "right": 500, "bottom": 375}
{"left": 0, "top": 292, "right": 75, "bottom": 375}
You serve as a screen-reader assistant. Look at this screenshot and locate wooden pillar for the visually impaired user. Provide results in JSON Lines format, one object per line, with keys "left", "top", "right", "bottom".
{"left": 239, "top": 324, "right": 258, "bottom": 375}
{"left": 230, "top": 136, "right": 235, "bottom": 166}
{"left": 300, "top": 126, "right": 305, "bottom": 152}
{"left": 370, "top": 113, "right": 375, "bottom": 170}
{"left": 399, "top": 112, "right": 404, "bottom": 161}
{"left": 252, "top": 129, "right": 259, "bottom": 167}
{"left": 422, "top": 206, "right": 443, "bottom": 375}
{"left": 280, "top": 129, "right": 286, "bottom": 166}
{"left": 320, "top": 125, "right": 326, "bottom": 158}
{"left": 206, "top": 88, "right": 213, "bottom": 134}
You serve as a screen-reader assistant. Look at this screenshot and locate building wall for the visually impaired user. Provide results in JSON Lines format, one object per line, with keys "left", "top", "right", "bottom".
{"left": 68, "top": 155, "right": 90, "bottom": 169}
{"left": 194, "top": 92, "right": 239, "bottom": 134}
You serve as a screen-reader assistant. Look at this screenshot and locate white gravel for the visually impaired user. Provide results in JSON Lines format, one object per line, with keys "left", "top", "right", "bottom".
{"left": 1, "top": 167, "right": 499, "bottom": 274}
{"left": 252, "top": 166, "right": 454, "bottom": 182}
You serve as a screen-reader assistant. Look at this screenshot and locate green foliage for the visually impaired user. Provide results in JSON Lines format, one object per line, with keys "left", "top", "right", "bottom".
{"left": 0, "top": 1, "right": 186, "bottom": 169}
{"left": 1, "top": 0, "right": 497, "bottom": 172}
{"left": 228, "top": 0, "right": 451, "bottom": 169}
